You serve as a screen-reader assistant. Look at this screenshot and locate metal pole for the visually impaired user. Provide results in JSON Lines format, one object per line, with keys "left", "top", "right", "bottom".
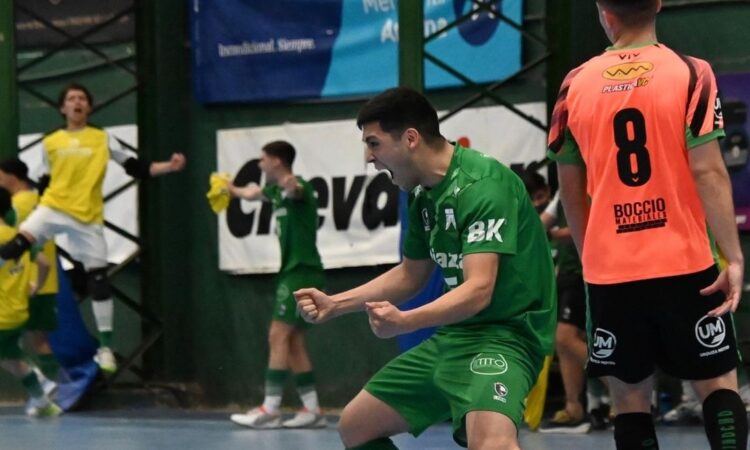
{"left": 0, "top": 0, "right": 18, "bottom": 158}
{"left": 398, "top": 0, "right": 424, "bottom": 91}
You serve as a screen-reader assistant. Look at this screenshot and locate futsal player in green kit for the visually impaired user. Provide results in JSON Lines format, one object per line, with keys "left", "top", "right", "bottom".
{"left": 295, "top": 87, "right": 556, "bottom": 449}
{"left": 228, "top": 141, "right": 326, "bottom": 429}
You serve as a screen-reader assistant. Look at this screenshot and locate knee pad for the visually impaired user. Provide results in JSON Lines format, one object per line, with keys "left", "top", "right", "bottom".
{"left": 0, "top": 234, "right": 31, "bottom": 260}
{"left": 88, "top": 268, "right": 112, "bottom": 301}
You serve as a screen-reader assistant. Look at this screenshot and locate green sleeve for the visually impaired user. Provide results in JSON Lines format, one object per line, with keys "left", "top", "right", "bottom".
{"left": 547, "top": 129, "right": 585, "bottom": 166}
{"left": 262, "top": 184, "right": 278, "bottom": 201}
{"left": 402, "top": 195, "right": 430, "bottom": 260}
{"left": 457, "top": 178, "right": 519, "bottom": 256}
{"left": 686, "top": 126, "right": 725, "bottom": 149}
{"left": 30, "top": 244, "right": 42, "bottom": 260}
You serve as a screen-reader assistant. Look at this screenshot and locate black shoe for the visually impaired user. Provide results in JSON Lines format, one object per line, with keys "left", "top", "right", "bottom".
{"left": 589, "top": 405, "right": 611, "bottom": 431}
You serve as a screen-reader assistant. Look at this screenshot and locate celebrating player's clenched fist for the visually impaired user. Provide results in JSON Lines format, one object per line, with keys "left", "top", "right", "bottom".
{"left": 365, "top": 301, "right": 408, "bottom": 339}
{"left": 294, "top": 288, "right": 336, "bottom": 323}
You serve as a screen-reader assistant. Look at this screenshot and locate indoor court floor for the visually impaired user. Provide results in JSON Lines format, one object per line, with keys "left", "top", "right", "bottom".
{"left": 0, "top": 406, "right": 715, "bottom": 450}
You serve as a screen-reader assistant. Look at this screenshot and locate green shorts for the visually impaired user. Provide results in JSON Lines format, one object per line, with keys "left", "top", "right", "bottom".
{"left": 0, "top": 326, "right": 25, "bottom": 359}
{"left": 26, "top": 294, "right": 58, "bottom": 331}
{"left": 273, "top": 268, "right": 325, "bottom": 326}
{"left": 364, "top": 327, "right": 543, "bottom": 447}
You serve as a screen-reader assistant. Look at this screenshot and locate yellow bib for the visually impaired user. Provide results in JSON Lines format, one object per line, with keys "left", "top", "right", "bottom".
{"left": 0, "top": 225, "right": 33, "bottom": 329}
{"left": 41, "top": 126, "right": 109, "bottom": 224}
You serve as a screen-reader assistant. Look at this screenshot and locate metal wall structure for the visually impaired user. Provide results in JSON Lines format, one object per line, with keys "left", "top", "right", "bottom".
{"left": 1, "top": 0, "right": 160, "bottom": 390}
{"left": 0, "top": 1, "right": 18, "bottom": 161}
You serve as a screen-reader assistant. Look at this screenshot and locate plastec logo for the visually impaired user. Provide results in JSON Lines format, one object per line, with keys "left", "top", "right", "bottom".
{"left": 602, "top": 62, "right": 654, "bottom": 80}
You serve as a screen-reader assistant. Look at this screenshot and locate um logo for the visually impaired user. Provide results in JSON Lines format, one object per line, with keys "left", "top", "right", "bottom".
{"left": 695, "top": 315, "right": 726, "bottom": 349}
{"left": 591, "top": 328, "right": 616, "bottom": 359}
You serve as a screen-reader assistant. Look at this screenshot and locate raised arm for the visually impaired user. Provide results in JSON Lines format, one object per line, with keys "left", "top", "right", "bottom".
{"left": 109, "top": 134, "right": 186, "bottom": 178}
{"left": 689, "top": 139, "right": 744, "bottom": 316}
{"left": 279, "top": 174, "right": 304, "bottom": 199}
{"left": 227, "top": 182, "right": 265, "bottom": 201}
{"left": 149, "top": 153, "right": 187, "bottom": 176}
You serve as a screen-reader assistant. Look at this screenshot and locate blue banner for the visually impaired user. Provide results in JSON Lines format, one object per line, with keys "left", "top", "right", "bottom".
{"left": 191, "top": 0, "right": 523, "bottom": 103}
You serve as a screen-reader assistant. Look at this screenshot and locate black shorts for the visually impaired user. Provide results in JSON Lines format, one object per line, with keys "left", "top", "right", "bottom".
{"left": 557, "top": 272, "right": 586, "bottom": 331}
{"left": 586, "top": 266, "right": 739, "bottom": 383}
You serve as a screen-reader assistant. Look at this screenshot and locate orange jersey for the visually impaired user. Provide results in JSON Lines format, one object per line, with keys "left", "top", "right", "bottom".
{"left": 548, "top": 43, "right": 724, "bottom": 284}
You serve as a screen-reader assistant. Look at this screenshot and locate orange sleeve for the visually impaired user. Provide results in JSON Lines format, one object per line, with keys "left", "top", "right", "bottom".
{"left": 685, "top": 57, "right": 723, "bottom": 140}
{"left": 548, "top": 67, "right": 584, "bottom": 165}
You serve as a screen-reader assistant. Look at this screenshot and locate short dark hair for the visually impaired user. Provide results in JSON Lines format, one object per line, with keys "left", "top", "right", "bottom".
{"left": 0, "top": 158, "right": 30, "bottom": 182}
{"left": 0, "top": 188, "right": 12, "bottom": 219}
{"left": 57, "top": 83, "right": 94, "bottom": 108}
{"left": 356, "top": 87, "right": 443, "bottom": 145}
{"left": 518, "top": 169, "right": 548, "bottom": 195}
{"left": 262, "top": 141, "right": 296, "bottom": 169}
{"left": 596, "top": 0, "right": 659, "bottom": 27}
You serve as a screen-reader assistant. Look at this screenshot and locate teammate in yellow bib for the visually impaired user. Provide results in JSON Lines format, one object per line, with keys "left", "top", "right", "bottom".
{"left": 0, "top": 158, "right": 61, "bottom": 383}
{"left": 0, "top": 83, "right": 187, "bottom": 375}
{"left": 0, "top": 188, "right": 61, "bottom": 417}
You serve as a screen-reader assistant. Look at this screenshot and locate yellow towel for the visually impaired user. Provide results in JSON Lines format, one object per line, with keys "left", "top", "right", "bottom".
{"left": 207, "top": 172, "right": 231, "bottom": 214}
{"left": 524, "top": 354, "right": 552, "bottom": 431}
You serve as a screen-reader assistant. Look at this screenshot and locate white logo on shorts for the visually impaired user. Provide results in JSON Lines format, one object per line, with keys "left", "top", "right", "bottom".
{"left": 276, "top": 285, "right": 290, "bottom": 302}
{"left": 695, "top": 315, "right": 726, "bottom": 349}
{"left": 470, "top": 353, "right": 508, "bottom": 375}
{"left": 493, "top": 382, "right": 508, "bottom": 402}
{"left": 591, "top": 328, "right": 617, "bottom": 359}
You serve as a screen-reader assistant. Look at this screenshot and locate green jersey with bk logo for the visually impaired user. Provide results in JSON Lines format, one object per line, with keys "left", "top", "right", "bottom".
{"left": 403, "top": 144, "right": 556, "bottom": 356}
{"left": 263, "top": 177, "right": 323, "bottom": 274}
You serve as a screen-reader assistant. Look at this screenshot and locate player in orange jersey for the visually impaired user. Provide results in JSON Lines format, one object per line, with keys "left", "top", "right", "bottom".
{"left": 549, "top": 1, "right": 746, "bottom": 449}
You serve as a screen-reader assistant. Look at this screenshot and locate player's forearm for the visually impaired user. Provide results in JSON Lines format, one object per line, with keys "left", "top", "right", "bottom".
{"left": 149, "top": 161, "right": 177, "bottom": 176}
{"left": 694, "top": 168, "right": 744, "bottom": 265}
{"left": 229, "top": 184, "right": 264, "bottom": 201}
{"left": 35, "top": 254, "right": 50, "bottom": 289}
{"left": 402, "top": 278, "right": 493, "bottom": 330}
{"left": 331, "top": 262, "right": 429, "bottom": 315}
{"left": 557, "top": 163, "right": 589, "bottom": 257}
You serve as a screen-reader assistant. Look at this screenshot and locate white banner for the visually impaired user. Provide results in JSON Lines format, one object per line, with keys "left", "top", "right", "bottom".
{"left": 18, "top": 125, "right": 139, "bottom": 267}
{"left": 218, "top": 102, "right": 547, "bottom": 274}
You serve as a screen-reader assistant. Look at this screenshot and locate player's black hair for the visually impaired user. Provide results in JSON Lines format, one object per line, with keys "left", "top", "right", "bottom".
{"left": 357, "top": 87, "right": 444, "bottom": 146}
{"left": 596, "top": 0, "right": 659, "bottom": 28}
{"left": 0, "top": 158, "right": 30, "bottom": 183}
{"left": 0, "top": 188, "right": 12, "bottom": 219}
{"left": 262, "top": 140, "right": 296, "bottom": 169}
{"left": 518, "top": 169, "right": 548, "bottom": 196}
{"left": 57, "top": 83, "right": 94, "bottom": 108}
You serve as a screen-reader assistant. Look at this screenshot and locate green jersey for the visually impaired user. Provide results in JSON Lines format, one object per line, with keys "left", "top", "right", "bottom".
{"left": 403, "top": 144, "right": 556, "bottom": 356}
{"left": 262, "top": 177, "right": 323, "bottom": 274}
